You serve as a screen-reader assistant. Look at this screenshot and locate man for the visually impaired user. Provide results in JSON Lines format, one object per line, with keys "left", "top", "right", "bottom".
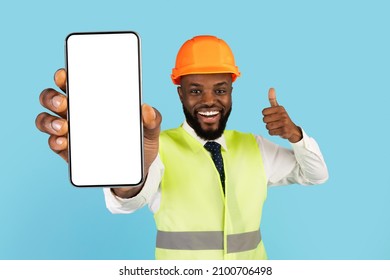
{"left": 36, "top": 35, "right": 328, "bottom": 260}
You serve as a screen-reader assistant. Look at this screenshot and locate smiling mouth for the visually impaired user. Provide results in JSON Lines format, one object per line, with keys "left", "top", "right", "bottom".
{"left": 196, "top": 110, "right": 221, "bottom": 125}
{"left": 197, "top": 111, "right": 220, "bottom": 117}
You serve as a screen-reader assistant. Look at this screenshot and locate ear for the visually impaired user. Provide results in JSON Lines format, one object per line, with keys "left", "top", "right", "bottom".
{"left": 177, "top": 86, "right": 184, "bottom": 102}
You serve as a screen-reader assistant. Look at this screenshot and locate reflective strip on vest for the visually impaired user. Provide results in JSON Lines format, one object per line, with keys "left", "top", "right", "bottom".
{"left": 227, "top": 230, "right": 262, "bottom": 253}
{"left": 156, "top": 229, "right": 261, "bottom": 253}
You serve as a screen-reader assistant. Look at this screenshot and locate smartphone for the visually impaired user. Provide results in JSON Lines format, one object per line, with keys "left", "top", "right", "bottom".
{"left": 65, "top": 31, "right": 143, "bottom": 187}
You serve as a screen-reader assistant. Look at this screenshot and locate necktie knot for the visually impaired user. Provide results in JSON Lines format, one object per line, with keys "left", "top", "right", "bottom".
{"left": 204, "top": 141, "right": 221, "bottom": 154}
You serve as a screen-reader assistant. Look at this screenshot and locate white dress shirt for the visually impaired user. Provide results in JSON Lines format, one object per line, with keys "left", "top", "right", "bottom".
{"left": 104, "top": 121, "right": 328, "bottom": 214}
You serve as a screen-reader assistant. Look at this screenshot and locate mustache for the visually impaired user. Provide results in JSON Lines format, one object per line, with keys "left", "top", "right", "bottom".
{"left": 194, "top": 104, "right": 224, "bottom": 112}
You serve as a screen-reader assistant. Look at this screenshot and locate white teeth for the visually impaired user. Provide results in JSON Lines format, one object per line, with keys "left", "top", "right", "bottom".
{"left": 198, "top": 111, "right": 219, "bottom": 117}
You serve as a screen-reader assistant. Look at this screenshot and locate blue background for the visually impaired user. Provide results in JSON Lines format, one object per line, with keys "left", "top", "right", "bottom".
{"left": 1, "top": 0, "right": 389, "bottom": 259}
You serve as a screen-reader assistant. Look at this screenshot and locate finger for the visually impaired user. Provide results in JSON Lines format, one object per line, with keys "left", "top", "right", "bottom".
{"left": 262, "top": 105, "right": 285, "bottom": 118}
{"left": 268, "top": 127, "right": 291, "bottom": 139}
{"left": 268, "top": 128, "right": 288, "bottom": 138}
{"left": 48, "top": 135, "right": 68, "bottom": 162}
{"left": 54, "top": 68, "right": 67, "bottom": 93}
{"left": 141, "top": 103, "right": 162, "bottom": 171}
{"left": 266, "top": 120, "right": 286, "bottom": 131}
{"left": 262, "top": 106, "right": 287, "bottom": 122}
{"left": 142, "top": 104, "right": 162, "bottom": 133}
{"left": 263, "top": 113, "right": 280, "bottom": 123}
{"left": 268, "top": 87, "right": 278, "bottom": 107}
{"left": 39, "top": 88, "right": 68, "bottom": 119}
{"left": 35, "top": 112, "right": 68, "bottom": 136}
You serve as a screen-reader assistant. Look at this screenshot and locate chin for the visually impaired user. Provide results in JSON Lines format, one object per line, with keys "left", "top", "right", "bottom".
{"left": 183, "top": 105, "right": 232, "bottom": 141}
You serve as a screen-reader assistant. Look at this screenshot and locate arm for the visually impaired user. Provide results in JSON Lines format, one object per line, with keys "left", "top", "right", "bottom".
{"left": 110, "top": 104, "right": 162, "bottom": 199}
{"left": 256, "top": 131, "right": 328, "bottom": 186}
{"left": 260, "top": 88, "right": 329, "bottom": 186}
{"left": 104, "top": 155, "right": 164, "bottom": 213}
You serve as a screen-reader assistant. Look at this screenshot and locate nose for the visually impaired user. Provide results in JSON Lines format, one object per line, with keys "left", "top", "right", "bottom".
{"left": 201, "top": 90, "right": 216, "bottom": 106}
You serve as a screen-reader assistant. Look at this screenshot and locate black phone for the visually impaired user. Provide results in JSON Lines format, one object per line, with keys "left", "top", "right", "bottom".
{"left": 65, "top": 31, "right": 144, "bottom": 187}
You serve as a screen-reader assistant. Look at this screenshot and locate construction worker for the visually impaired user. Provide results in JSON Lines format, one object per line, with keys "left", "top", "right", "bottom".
{"left": 36, "top": 35, "right": 328, "bottom": 260}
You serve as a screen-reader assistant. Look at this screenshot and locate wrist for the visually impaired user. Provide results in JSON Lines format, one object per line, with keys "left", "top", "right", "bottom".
{"left": 111, "top": 185, "right": 142, "bottom": 199}
{"left": 288, "top": 126, "right": 303, "bottom": 143}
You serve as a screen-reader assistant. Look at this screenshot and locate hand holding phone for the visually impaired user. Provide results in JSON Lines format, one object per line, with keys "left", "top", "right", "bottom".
{"left": 36, "top": 31, "right": 161, "bottom": 192}
{"left": 66, "top": 31, "right": 144, "bottom": 187}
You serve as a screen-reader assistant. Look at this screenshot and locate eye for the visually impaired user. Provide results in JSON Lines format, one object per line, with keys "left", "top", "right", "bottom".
{"left": 189, "top": 89, "right": 202, "bottom": 95}
{"left": 215, "top": 89, "right": 227, "bottom": 95}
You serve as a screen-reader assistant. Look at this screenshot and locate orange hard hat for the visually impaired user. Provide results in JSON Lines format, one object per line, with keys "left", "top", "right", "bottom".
{"left": 171, "top": 35, "right": 240, "bottom": 85}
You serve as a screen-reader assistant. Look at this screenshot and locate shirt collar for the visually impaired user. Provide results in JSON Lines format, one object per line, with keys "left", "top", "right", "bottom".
{"left": 182, "top": 121, "right": 228, "bottom": 151}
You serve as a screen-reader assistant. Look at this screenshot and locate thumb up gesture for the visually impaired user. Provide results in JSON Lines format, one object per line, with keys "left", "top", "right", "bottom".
{"left": 262, "top": 88, "right": 303, "bottom": 143}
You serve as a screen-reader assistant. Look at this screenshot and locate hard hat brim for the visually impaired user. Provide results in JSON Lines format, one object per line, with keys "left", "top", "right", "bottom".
{"left": 171, "top": 65, "right": 240, "bottom": 85}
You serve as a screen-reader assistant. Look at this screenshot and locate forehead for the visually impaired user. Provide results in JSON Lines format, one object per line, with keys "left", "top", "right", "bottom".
{"left": 180, "top": 73, "right": 232, "bottom": 87}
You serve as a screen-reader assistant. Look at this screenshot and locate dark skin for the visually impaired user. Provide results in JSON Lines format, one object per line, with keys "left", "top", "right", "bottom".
{"left": 178, "top": 73, "right": 233, "bottom": 139}
{"left": 178, "top": 74, "right": 302, "bottom": 143}
{"left": 36, "top": 69, "right": 161, "bottom": 198}
{"left": 36, "top": 70, "right": 301, "bottom": 198}
{"left": 263, "top": 88, "right": 303, "bottom": 143}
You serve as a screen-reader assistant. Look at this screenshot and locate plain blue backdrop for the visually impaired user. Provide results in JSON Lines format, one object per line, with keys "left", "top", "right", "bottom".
{"left": 1, "top": 0, "right": 389, "bottom": 259}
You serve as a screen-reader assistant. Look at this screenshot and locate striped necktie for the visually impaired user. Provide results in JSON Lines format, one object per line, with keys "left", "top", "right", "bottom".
{"left": 204, "top": 141, "right": 225, "bottom": 193}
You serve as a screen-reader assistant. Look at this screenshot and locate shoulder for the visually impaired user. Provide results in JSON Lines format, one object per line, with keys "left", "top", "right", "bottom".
{"left": 225, "top": 129, "right": 271, "bottom": 145}
{"left": 160, "top": 127, "right": 183, "bottom": 141}
{"left": 224, "top": 129, "right": 257, "bottom": 141}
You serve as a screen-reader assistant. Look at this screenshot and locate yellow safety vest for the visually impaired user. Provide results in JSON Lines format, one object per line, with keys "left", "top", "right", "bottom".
{"left": 155, "top": 126, "right": 268, "bottom": 260}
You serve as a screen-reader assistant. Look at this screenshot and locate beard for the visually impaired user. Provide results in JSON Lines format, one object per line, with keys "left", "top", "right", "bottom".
{"left": 182, "top": 105, "right": 232, "bottom": 140}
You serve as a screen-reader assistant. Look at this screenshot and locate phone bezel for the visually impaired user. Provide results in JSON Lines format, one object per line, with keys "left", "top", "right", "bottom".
{"left": 65, "top": 31, "right": 144, "bottom": 188}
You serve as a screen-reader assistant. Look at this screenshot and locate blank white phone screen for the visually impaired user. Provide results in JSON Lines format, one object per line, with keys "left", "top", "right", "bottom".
{"left": 66, "top": 32, "right": 143, "bottom": 187}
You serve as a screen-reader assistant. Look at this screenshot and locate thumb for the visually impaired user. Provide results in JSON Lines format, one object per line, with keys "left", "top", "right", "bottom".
{"left": 142, "top": 103, "right": 162, "bottom": 136}
{"left": 141, "top": 104, "right": 161, "bottom": 171}
{"left": 268, "top": 88, "right": 278, "bottom": 107}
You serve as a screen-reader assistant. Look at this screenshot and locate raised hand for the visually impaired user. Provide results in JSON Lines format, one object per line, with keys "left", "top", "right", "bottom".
{"left": 262, "top": 88, "right": 302, "bottom": 143}
{"left": 36, "top": 68, "right": 162, "bottom": 198}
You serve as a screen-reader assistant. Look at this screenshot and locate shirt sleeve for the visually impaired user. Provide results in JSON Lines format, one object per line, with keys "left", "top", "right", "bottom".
{"left": 103, "top": 155, "right": 164, "bottom": 214}
{"left": 255, "top": 129, "right": 329, "bottom": 187}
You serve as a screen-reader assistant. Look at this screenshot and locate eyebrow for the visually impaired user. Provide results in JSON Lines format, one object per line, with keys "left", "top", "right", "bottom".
{"left": 189, "top": 83, "right": 202, "bottom": 87}
{"left": 187, "top": 81, "right": 229, "bottom": 87}
{"left": 214, "top": 82, "right": 229, "bottom": 87}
